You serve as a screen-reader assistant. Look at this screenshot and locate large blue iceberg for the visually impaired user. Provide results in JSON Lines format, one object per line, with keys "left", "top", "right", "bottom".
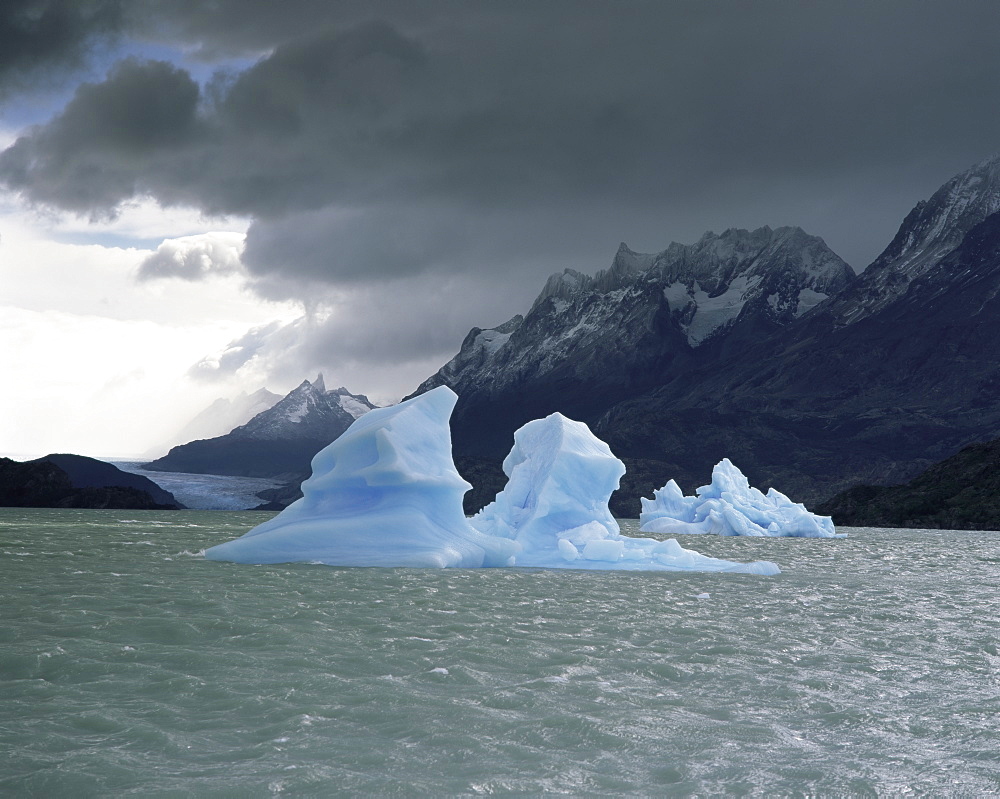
{"left": 206, "top": 389, "right": 780, "bottom": 573}
{"left": 639, "top": 458, "right": 842, "bottom": 538}
{"left": 205, "top": 387, "right": 517, "bottom": 567}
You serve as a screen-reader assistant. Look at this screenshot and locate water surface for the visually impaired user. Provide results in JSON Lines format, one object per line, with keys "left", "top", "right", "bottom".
{"left": 2, "top": 509, "right": 998, "bottom": 795}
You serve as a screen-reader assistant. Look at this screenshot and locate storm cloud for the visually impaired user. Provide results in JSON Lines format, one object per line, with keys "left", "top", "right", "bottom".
{"left": 0, "top": 0, "right": 124, "bottom": 96}
{"left": 3, "top": 1, "right": 1000, "bottom": 394}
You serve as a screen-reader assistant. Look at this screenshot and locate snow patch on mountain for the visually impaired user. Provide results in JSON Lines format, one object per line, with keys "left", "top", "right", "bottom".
{"left": 231, "top": 375, "right": 377, "bottom": 442}
{"left": 337, "top": 393, "right": 374, "bottom": 419}
{"left": 686, "top": 275, "right": 761, "bottom": 345}
{"left": 414, "top": 226, "right": 853, "bottom": 403}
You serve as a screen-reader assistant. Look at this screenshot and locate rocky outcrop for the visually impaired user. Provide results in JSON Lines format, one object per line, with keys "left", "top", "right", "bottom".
{"left": 0, "top": 456, "right": 182, "bottom": 509}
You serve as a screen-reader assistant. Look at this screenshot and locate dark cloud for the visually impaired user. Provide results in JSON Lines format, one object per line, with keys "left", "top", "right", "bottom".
{"left": 4, "top": 1, "right": 1000, "bottom": 393}
{"left": 0, "top": 0, "right": 124, "bottom": 96}
{"left": 3, "top": 4, "right": 1000, "bottom": 243}
{"left": 0, "top": 57, "right": 199, "bottom": 212}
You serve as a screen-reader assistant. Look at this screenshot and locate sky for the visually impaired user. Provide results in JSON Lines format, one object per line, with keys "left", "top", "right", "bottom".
{"left": 2, "top": 1, "right": 1000, "bottom": 459}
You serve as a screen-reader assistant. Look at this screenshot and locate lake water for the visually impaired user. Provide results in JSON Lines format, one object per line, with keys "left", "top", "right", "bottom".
{"left": 2, "top": 508, "right": 999, "bottom": 796}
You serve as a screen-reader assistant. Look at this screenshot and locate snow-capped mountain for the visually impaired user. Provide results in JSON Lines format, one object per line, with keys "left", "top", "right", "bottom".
{"left": 413, "top": 156, "right": 1000, "bottom": 510}
{"left": 827, "top": 154, "right": 1000, "bottom": 324}
{"left": 143, "top": 375, "right": 376, "bottom": 478}
{"left": 413, "top": 225, "right": 853, "bottom": 457}
{"left": 535, "top": 227, "right": 853, "bottom": 346}
{"left": 231, "top": 374, "right": 374, "bottom": 441}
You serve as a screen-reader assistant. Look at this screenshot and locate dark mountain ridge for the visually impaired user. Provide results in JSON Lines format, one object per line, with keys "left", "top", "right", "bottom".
{"left": 412, "top": 225, "right": 853, "bottom": 459}
{"left": 816, "top": 438, "right": 1000, "bottom": 530}
{"left": 411, "top": 155, "right": 1000, "bottom": 513}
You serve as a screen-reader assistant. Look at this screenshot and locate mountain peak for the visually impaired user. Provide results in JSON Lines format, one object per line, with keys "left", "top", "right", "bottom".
{"left": 830, "top": 155, "right": 1000, "bottom": 324}
{"left": 968, "top": 151, "right": 1000, "bottom": 174}
{"left": 530, "top": 268, "right": 593, "bottom": 311}
{"left": 524, "top": 225, "right": 851, "bottom": 344}
{"left": 220, "top": 377, "right": 375, "bottom": 442}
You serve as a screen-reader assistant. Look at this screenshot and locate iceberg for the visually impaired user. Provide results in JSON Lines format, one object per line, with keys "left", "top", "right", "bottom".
{"left": 472, "top": 414, "right": 780, "bottom": 574}
{"left": 206, "top": 390, "right": 779, "bottom": 574}
{"left": 205, "top": 387, "right": 518, "bottom": 567}
{"left": 639, "top": 458, "right": 842, "bottom": 538}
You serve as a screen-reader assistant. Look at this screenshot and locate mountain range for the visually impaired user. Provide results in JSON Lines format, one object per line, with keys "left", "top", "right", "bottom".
{"left": 411, "top": 155, "right": 1000, "bottom": 513}
{"left": 137, "top": 155, "right": 1000, "bottom": 520}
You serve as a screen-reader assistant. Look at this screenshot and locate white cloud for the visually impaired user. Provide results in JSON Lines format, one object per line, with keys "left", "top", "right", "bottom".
{"left": 137, "top": 231, "right": 246, "bottom": 281}
{"left": 47, "top": 197, "right": 252, "bottom": 242}
{"left": 0, "top": 306, "right": 250, "bottom": 458}
{"left": 0, "top": 209, "right": 303, "bottom": 459}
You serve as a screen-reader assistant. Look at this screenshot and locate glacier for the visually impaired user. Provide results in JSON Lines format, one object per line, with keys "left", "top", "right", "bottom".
{"left": 639, "top": 458, "right": 842, "bottom": 538}
{"left": 206, "top": 388, "right": 780, "bottom": 574}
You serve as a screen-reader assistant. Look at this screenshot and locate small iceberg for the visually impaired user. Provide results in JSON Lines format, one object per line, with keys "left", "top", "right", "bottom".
{"left": 639, "top": 458, "right": 842, "bottom": 538}
{"left": 472, "top": 414, "right": 780, "bottom": 574}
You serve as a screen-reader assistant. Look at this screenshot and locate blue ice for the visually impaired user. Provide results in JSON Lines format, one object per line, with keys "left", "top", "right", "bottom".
{"left": 205, "top": 387, "right": 517, "bottom": 567}
{"left": 639, "top": 458, "right": 842, "bottom": 538}
{"left": 206, "top": 388, "right": 780, "bottom": 573}
{"left": 471, "top": 413, "right": 780, "bottom": 574}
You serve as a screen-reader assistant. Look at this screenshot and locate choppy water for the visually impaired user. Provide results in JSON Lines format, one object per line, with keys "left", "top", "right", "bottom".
{"left": 2, "top": 509, "right": 999, "bottom": 796}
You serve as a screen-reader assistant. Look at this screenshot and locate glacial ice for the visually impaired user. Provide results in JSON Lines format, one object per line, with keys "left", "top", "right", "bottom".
{"left": 471, "top": 413, "right": 780, "bottom": 574}
{"left": 639, "top": 458, "right": 842, "bottom": 538}
{"left": 206, "top": 389, "right": 780, "bottom": 574}
{"left": 204, "top": 387, "right": 518, "bottom": 567}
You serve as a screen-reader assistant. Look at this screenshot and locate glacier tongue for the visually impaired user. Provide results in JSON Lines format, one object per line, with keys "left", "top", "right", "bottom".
{"left": 472, "top": 414, "right": 781, "bottom": 574}
{"left": 639, "top": 458, "right": 841, "bottom": 538}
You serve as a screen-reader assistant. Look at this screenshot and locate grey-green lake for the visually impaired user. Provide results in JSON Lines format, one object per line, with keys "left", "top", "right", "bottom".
{"left": 2, "top": 508, "right": 999, "bottom": 796}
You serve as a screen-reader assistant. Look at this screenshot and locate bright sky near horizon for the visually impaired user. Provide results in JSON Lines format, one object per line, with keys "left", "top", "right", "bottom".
{"left": 2, "top": 1, "right": 1000, "bottom": 459}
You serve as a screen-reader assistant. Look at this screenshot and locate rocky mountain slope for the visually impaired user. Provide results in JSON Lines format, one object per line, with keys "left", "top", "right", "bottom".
{"left": 413, "top": 225, "right": 853, "bottom": 459}
{"left": 825, "top": 155, "right": 1000, "bottom": 325}
{"left": 816, "top": 438, "right": 1000, "bottom": 530}
{"left": 413, "top": 155, "right": 1000, "bottom": 513}
{"left": 144, "top": 375, "right": 376, "bottom": 478}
